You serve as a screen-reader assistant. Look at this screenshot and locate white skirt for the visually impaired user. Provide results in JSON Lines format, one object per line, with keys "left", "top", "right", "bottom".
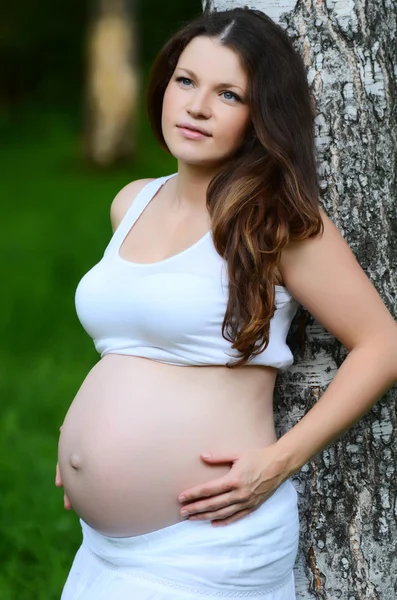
{"left": 60, "top": 479, "right": 300, "bottom": 599}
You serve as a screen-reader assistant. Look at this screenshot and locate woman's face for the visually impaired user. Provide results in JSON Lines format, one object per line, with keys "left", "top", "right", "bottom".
{"left": 161, "top": 36, "right": 251, "bottom": 167}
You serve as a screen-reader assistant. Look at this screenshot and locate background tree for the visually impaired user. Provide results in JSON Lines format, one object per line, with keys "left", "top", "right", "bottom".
{"left": 84, "top": 0, "right": 140, "bottom": 166}
{"left": 204, "top": 1, "right": 397, "bottom": 598}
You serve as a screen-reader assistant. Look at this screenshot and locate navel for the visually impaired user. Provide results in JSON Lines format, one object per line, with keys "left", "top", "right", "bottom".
{"left": 69, "top": 453, "right": 82, "bottom": 471}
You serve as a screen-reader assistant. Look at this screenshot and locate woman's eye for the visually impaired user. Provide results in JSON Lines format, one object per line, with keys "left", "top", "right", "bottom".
{"left": 176, "top": 77, "right": 192, "bottom": 86}
{"left": 222, "top": 91, "right": 240, "bottom": 102}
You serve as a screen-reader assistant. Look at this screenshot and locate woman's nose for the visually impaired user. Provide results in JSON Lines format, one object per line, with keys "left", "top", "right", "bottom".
{"left": 187, "top": 92, "right": 211, "bottom": 119}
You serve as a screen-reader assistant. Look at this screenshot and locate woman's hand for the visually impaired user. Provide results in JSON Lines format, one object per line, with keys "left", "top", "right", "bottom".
{"left": 55, "top": 426, "right": 73, "bottom": 511}
{"left": 177, "top": 444, "right": 290, "bottom": 526}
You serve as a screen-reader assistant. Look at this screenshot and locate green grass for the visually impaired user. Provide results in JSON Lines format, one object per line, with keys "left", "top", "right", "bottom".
{"left": 0, "top": 106, "right": 176, "bottom": 599}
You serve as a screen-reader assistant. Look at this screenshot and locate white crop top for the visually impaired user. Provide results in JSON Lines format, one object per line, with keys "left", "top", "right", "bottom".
{"left": 75, "top": 173, "right": 299, "bottom": 371}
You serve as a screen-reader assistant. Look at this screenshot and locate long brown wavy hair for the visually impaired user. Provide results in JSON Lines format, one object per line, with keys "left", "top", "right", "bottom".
{"left": 146, "top": 7, "right": 324, "bottom": 368}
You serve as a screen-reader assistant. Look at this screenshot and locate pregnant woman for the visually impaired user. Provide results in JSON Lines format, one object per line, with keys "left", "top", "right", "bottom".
{"left": 57, "top": 7, "right": 397, "bottom": 599}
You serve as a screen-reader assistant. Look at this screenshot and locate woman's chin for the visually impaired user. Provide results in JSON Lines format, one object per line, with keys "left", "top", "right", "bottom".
{"left": 169, "top": 150, "right": 231, "bottom": 169}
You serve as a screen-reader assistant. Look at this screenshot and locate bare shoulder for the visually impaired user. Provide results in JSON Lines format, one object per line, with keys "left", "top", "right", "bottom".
{"left": 110, "top": 178, "right": 156, "bottom": 232}
{"left": 279, "top": 206, "right": 397, "bottom": 349}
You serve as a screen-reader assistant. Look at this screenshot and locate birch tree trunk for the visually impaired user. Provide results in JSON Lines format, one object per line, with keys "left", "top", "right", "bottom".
{"left": 204, "top": 1, "right": 397, "bottom": 598}
{"left": 84, "top": 0, "right": 140, "bottom": 166}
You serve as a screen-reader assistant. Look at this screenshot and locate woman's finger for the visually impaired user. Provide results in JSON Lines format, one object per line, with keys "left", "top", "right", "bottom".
{"left": 211, "top": 507, "right": 253, "bottom": 527}
{"left": 55, "top": 462, "right": 62, "bottom": 487}
{"left": 180, "top": 491, "right": 244, "bottom": 518}
{"left": 64, "top": 492, "right": 73, "bottom": 510}
{"left": 188, "top": 502, "right": 250, "bottom": 522}
{"left": 178, "top": 475, "right": 237, "bottom": 504}
{"left": 55, "top": 458, "right": 73, "bottom": 509}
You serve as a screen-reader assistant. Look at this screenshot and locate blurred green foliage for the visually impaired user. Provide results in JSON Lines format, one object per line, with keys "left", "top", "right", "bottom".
{"left": 0, "top": 1, "right": 200, "bottom": 597}
{"left": 0, "top": 109, "right": 176, "bottom": 600}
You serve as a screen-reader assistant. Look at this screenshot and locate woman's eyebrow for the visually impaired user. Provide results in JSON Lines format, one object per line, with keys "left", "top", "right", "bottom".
{"left": 176, "top": 67, "right": 245, "bottom": 92}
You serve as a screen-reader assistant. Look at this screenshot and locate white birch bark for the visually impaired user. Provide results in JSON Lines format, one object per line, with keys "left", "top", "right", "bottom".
{"left": 204, "top": 1, "right": 397, "bottom": 597}
{"left": 84, "top": 0, "right": 140, "bottom": 166}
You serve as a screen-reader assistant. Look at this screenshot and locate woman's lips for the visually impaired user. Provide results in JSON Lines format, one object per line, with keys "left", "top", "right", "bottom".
{"left": 177, "top": 126, "right": 211, "bottom": 140}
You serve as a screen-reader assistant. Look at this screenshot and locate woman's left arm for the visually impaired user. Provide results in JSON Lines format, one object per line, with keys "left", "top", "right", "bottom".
{"left": 177, "top": 209, "right": 397, "bottom": 525}
{"left": 275, "top": 207, "right": 397, "bottom": 477}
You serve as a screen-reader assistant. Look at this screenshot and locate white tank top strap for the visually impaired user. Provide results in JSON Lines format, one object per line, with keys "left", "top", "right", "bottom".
{"left": 103, "top": 173, "right": 177, "bottom": 257}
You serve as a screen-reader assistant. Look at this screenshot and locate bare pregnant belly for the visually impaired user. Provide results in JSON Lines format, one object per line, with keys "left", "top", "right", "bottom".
{"left": 58, "top": 355, "right": 278, "bottom": 537}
